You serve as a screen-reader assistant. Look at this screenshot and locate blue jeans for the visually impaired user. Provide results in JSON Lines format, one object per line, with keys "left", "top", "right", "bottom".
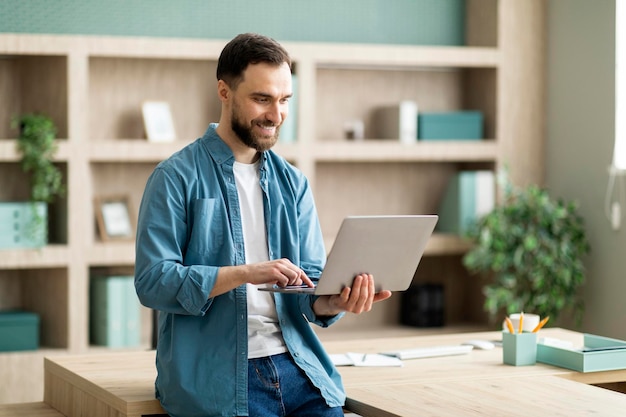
{"left": 247, "top": 353, "right": 344, "bottom": 417}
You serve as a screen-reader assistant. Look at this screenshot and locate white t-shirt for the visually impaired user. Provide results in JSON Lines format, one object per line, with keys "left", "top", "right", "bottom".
{"left": 233, "top": 160, "right": 288, "bottom": 359}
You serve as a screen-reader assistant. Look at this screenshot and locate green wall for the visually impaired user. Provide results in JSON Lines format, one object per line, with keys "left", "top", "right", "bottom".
{"left": 0, "top": 0, "right": 464, "bottom": 45}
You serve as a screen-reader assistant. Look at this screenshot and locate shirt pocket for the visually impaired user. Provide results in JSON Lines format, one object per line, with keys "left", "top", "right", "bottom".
{"left": 188, "top": 198, "right": 225, "bottom": 256}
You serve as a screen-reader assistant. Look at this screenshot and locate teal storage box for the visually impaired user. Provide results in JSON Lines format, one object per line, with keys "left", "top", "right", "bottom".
{"left": 0, "top": 202, "right": 47, "bottom": 249}
{"left": 418, "top": 111, "right": 483, "bottom": 140}
{"left": 0, "top": 310, "right": 40, "bottom": 351}
{"left": 537, "top": 334, "right": 626, "bottom": 372}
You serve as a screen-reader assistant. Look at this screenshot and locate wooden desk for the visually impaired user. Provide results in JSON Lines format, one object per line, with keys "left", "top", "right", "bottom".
{"left": 43, "top": 328, "right": 626, "bottom": 417}
{"left": 322, "top": 329, "right": 626, "bottom": 416}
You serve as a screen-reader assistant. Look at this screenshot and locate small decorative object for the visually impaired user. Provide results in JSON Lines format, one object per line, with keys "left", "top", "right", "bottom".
{"left": 462, "top": 169, "right": 590, "bottom": 326}
{"left": 95, "top": 195, "right": 134, "bottom": 241}
{"left": 343, "top": 119, "right": 364, "bottom": 140}
{"left": 142, "top": 101, "right": 176, "bottom": 142}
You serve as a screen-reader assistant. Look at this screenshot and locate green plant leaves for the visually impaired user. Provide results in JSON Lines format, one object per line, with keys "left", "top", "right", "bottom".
{"left": 12, "top": 113, "right": 65, "bottom": 203}
{"left": 463, "top": 171, "right": 590, "bottom": 326}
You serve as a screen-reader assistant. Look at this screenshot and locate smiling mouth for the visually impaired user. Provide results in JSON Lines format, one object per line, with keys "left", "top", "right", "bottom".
{"left": 256, "top": 122, "right": 277, "bottom": 136}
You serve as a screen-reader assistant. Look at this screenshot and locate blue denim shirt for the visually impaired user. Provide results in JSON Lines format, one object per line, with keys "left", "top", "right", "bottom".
{"left": 135, "top": 124, "right": 345, "bottom": 417}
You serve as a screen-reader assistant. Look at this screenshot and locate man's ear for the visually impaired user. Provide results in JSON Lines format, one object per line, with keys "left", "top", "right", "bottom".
{"left": 217, "top": 79, "right": 230, "bottom": 102}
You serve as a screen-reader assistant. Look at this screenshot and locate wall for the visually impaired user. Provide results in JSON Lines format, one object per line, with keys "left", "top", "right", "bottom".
{"left": 0, "top": 0, "right": 464, "bottom": 45}
{"left": 546, "top": 0, "right": 626, "bottom": 339}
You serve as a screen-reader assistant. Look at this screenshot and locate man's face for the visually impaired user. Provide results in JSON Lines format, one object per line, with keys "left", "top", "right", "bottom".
{"left": 228, "top": 62, "right": 292, "bottom": 152}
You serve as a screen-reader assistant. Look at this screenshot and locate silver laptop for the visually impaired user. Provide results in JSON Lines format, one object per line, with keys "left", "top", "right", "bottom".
{"left": 259, "top": 215, "right": 438, "bottom": 295}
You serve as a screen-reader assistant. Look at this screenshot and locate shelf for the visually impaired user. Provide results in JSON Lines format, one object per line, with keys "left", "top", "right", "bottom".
{"left": 87, "top": 140, "right": 190, "bottom": 162}
{"left": 88, "top": 242, "right": 136, "bottom": 266}
{"left": 0, "top": 140, "right": 71, "bottom": 161}
{"left": 301, "top": 44, "right": 499, "bottom": 69}
{"left": 0, "top": 245, "right": 70, "bottom": 268}
{"left": 311, "top": 141, "right": 498, "bottom": 163}
{"left": 424, "top": 233, "right": 473, "bottom": 256}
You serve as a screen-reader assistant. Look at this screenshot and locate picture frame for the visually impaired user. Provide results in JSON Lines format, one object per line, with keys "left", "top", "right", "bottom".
{"left": 142, "top": 101, "right": 176, "bottom": 142}
{"left": 94, "top": 195, "right": 135, "bottom": 241}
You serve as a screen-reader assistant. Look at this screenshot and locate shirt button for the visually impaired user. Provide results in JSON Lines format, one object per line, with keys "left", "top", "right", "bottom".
{"left": 293, "top": 352, "right": 299, "bottom": 357}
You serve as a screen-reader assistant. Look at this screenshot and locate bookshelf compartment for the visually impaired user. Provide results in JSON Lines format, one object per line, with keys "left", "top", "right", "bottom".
{"left": 0, "top": 55, "right": 68, "bottom": 140}
{"left": 90, "top": 162, "right": 157, "bottom": 243}
{"left": 315, "top": 162, "right": 455, "bottom": 239}
{"left": 89, "top": 266, "right": 152, "bottom": 349}
{"left": 88, "top": 57, "right": 219, "bottom": 141}
{"left": 0, "top": 162, "right": 69, "bottom": 245}
{"left": 315, "top": 67, "right": 497, "bottom": 142}
{"left": 412, "top": 255, "right": 487, "bottom": 326}
{"left": 0, "top": 268, "right": 68, "bottom": 349}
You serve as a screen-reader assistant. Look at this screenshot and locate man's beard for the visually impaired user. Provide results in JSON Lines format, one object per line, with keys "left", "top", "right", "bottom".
{"left": 231, "top": 107, "right": 280, "bottom": 152}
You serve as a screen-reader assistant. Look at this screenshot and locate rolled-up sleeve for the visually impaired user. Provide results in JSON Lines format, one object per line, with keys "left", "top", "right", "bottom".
{"left": 135, "top": 165, "right": 217, "bottom": 315}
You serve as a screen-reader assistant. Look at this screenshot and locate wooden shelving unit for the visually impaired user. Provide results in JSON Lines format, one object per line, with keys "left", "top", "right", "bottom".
{"left": 0, "top": 0, "right": 545, "bottom": 403}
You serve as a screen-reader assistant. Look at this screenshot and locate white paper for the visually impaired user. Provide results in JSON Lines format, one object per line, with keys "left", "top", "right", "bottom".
{"left": 330, "top": 352, "right": 403, "bottom": 367}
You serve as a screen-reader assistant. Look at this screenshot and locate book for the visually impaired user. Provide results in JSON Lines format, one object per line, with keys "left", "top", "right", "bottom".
{"left": 372, "top": 100, "right": 418, "bottom": 144}
{"left": 279, "top": 74, "right": 298, "bottom": 143}
{"left": 437, "top": 170, "right": 495, "bottom": 234}
{"left": 90, "top": 275, "right": 141, "bottom": 347}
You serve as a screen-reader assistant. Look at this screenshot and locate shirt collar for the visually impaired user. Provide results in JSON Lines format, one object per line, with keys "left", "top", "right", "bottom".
{"left": 202, "top": 123, "right": 269, "bottom": 171}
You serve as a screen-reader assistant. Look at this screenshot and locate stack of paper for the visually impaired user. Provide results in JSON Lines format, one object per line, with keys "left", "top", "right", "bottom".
{"left": 330, "top": 352, "right": 403, "bottom": 367}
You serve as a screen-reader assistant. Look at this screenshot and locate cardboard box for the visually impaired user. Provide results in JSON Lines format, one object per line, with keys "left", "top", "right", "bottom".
{"left": 0, "top": 310, "right": 40, "bottom": 352}
{"left": 418, "top": 111, "right": 483, "bottom": 140}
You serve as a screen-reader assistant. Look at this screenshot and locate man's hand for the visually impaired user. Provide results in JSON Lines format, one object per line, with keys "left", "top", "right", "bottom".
{"left": 247, "top": 258, "right": 315, "bottom": 288}
{"left": 313, "top": 273, "right": 392, "bottom": 317}
{"left": 211, "top": 259, "right": 314, "bottom": 298}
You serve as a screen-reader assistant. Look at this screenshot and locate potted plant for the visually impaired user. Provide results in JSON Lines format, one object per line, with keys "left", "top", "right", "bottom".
{"left": 1, "top": 113, "right": 64, "bottom": 248}
{"left": 462, "top": 171, "right": 590, "bottom": 326}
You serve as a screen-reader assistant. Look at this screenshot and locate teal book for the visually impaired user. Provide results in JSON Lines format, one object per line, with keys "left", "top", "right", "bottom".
{"left": 123, "top": 277, "right": 141, "bottom": 347}
{"left": 437, "top": 170, "right": 495, "bottom": 235}
{"left": 279, "top": 74, "right": 298, "bottom": 143}
{"left": 90, "top": 275, "right": 141, "bottom": 348}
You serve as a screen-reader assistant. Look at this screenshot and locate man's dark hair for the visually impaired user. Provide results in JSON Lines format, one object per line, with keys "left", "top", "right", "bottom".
{"left": 217, "top": 33, "right": 291, "bottom": 89}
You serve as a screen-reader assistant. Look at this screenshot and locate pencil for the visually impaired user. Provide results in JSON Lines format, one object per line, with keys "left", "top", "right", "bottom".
{"left": 504, "top": 317, "right": 515, "bottom": 334}
{"left": 518, "top": 312, "right": 524, "bottom": 334}
{"left": 532, "top": 316, "right": 550, "bottom": 333}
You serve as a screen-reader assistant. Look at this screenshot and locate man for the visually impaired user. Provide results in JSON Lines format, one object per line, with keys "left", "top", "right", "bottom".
{"left": 135, "top": 33, "right": 391, "bottom": 417}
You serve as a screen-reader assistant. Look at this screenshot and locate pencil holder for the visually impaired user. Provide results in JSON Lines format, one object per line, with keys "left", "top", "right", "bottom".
{"left": 502, "top": 331, "right": 537, "bottom": 366}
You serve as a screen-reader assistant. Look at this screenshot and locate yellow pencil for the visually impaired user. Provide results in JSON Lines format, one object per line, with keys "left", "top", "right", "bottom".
{"left": 518, "top": 312, "right": 524, "bottom": 334}
{"left": 504, "top": 317, "right": 515, "bottom": 334}
{"left": 532, "top": 316, "right": 550, "bottom": 333}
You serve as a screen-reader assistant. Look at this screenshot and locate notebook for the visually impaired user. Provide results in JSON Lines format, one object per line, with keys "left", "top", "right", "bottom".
{"left": 259, "top": 215, "right": 438, "bottom": 295}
